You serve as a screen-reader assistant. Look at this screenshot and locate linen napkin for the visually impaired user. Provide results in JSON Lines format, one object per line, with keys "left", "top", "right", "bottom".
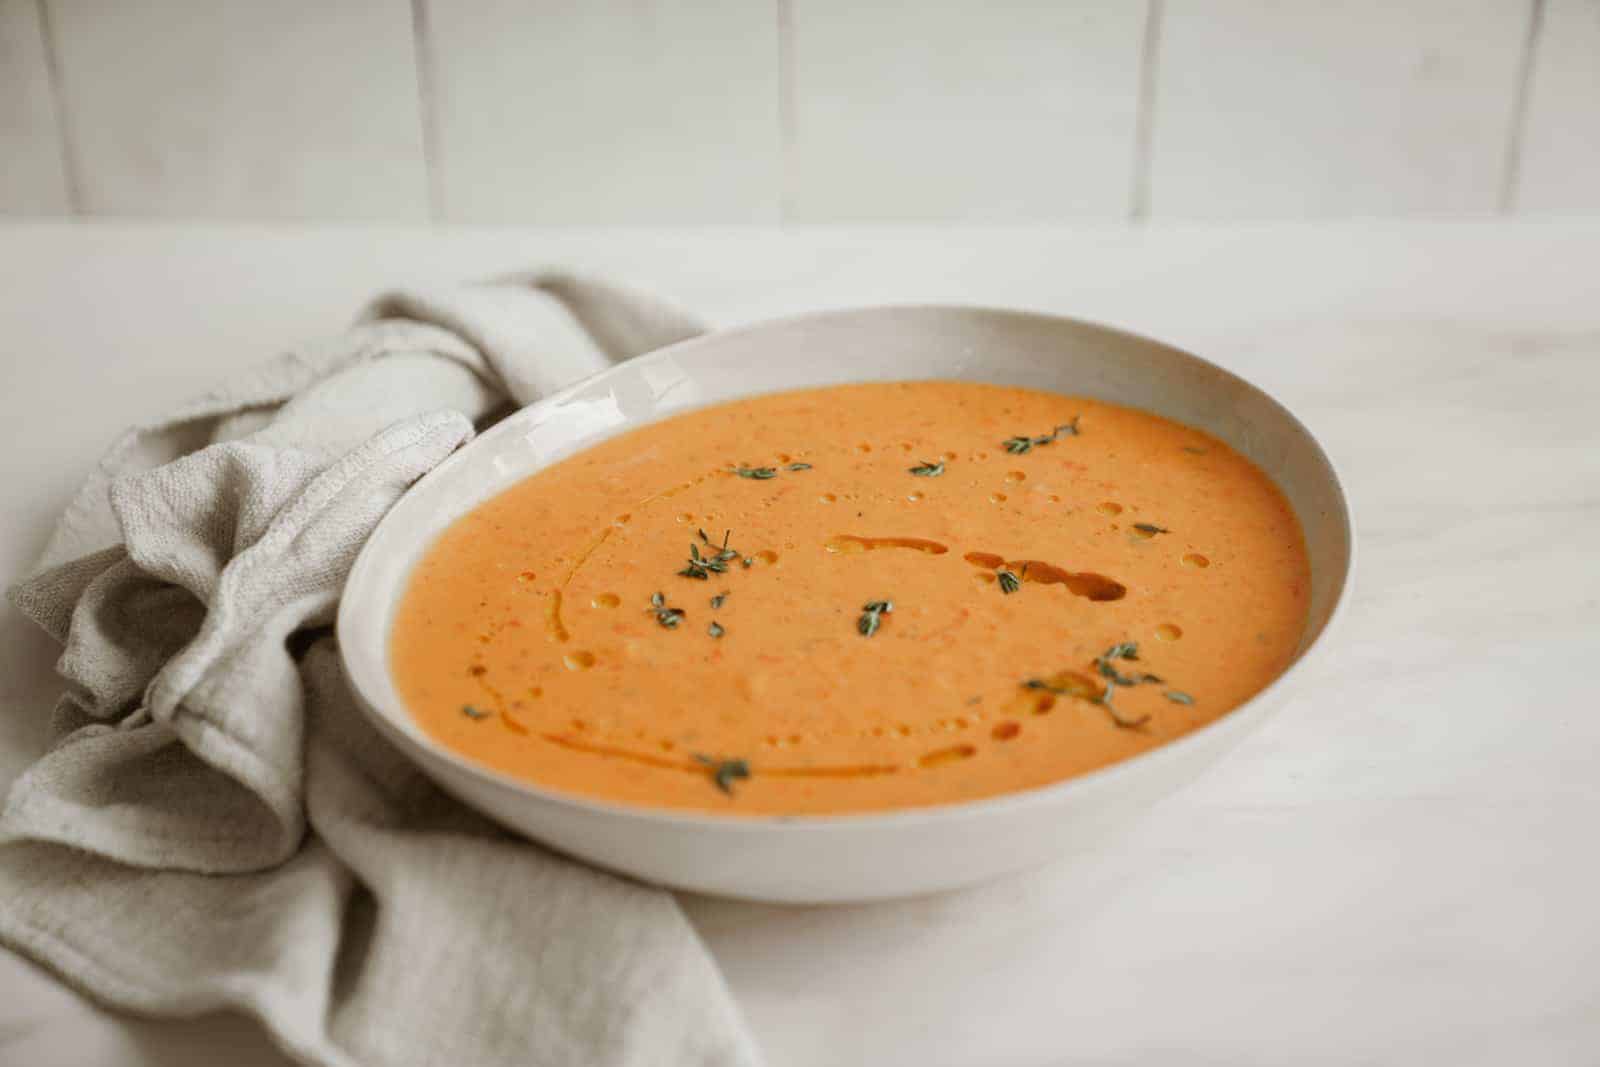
{"left": 0, "top": 274, "right": 762, "bottom": 1067}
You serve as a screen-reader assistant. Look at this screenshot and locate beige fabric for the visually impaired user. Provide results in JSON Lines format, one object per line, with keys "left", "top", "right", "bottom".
{"left": 0, "top": 275, "right": 760, "bottom": 1067}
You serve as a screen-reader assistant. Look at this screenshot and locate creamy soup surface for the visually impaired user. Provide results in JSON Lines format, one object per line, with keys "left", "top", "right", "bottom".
{"left": 392, "top": 381, "right": 1310, "bottom": 815}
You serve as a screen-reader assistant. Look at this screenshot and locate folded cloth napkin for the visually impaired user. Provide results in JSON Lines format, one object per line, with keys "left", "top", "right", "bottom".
{"left": 0, "top": 275, "right": 762, "bottom": 1067}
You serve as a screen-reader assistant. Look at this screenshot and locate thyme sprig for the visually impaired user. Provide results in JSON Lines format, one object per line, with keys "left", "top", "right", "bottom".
{"left": 1022, "top": 640, "right": 1187, "bottom": 730}
{"left": 1088, "top": 641, "right": 1180, "bottom": 727}
{"left": 909, "top": 460, "right": 945, "bottom": 477}
{"left": 681, "top": 529, "right": 740, "bottom": 580}
{"left": 1002, "top": 416, "right": 1080, "bottom": 454}
{"left": 731, "top": 465, "right": 777, "bottom": 479}
{"left": 693, "top": 754, "right": 751, "bottom": 794}
{"left": 648, "top": 591, "right": 685, "bottom": 629}
{"left": 1132, "top": 523, "right": 1169, "bottom": 536}
{"left": 858, "top": 600, "right": 894, "bottom": 636}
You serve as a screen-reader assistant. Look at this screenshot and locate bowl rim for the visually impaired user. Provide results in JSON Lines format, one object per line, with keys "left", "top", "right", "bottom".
{"left": 338, "top": 302, "right": 1356, "bottom": 833}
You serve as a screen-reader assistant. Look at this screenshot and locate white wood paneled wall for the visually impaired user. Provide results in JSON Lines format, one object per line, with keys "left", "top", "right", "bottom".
{"left": 0, "top": 0, "right": 69, "bottom": 213}
{"left": 43, "top": 0, "right": 428, "bottom": 220}
{"left": 1516, "top": 0, "right": 1600, "bottom": 212}
{"left": 1148, "top": 0, "right": 1531, "bottom": 217}
{"left": 423, "top": 0, "right": 781, "bottom": 222}
{"left": 1, "top": 0, "right": 1594, "bottom": 222}
{"left": 784, "top": 1, "right": 1148, "bottom": 220}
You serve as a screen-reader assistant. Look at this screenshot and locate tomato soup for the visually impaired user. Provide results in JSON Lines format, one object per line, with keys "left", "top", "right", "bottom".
{"left": 391, "top": 381, "right": 1310, "bottom": 815}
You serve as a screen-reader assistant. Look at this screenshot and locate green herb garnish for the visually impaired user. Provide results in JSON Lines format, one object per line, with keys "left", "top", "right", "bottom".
{"left": 1095, "top": 659, "right": 1161, "bottom": 686}
{"left": 708, "top": 620, "right": 725, "bottom": 638}
{"left": 1094, "top": 642, "right": 1146, "bottom": 685}
{"left": 710, "top": 592, "right": 728, "bottom": 609}
{"left": 786, "top": 462, "right": 812, "bottom": 471}
{"left": 1023, "top": 639, "right": 1175, "bottom": 728}
{"left": 1087, "top": 641, "right": 1171, "bottom": 726}
{"left": 648, "top": 592, "right": 685, "bottom": 629}
{"left": 992, "top": 563, "right": 1030, "bottom": 598}
{"left": 461, "top": 704, "right": 491, "bottom": 720}
{"left": 742, "top": 557, "right": 754, "bottom": 568}
{"left": 681, "top": 529, "right": 739, "bottom": 579}
{"left": 1182, "top": 446, "right": 1206, "bottom": 455}
{"left": 1003, "top": 417, "right": 1080, "bottom": 454}
{"left": 858, "top": 599, "right": 894, "bottom": 636}
{"left": 1132, "top": 523, "right": 1169, "bottom": 535}
{"left": 1094, "top": 683, "right": 1150, "bottom": 729}
{"left": 693, "top": 754, "right": 751, "bottom": 794}
{"left": 909, "top": 460, "right": 945, "bottom": 477}
{"left": 731, "top": 465, "right": 777, "bottom": 480}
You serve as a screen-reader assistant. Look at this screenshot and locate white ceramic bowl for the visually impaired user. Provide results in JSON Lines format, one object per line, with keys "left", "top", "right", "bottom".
{"left": 338, "top": 306, "right": 1353, "bottom": 903}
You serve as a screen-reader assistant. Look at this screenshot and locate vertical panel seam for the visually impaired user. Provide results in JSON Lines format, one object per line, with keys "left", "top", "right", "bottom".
{"left": 410, "top": 0, "right": 444, "bottom": 221}
{"left": 1129, "top": 0, "right": 1163, "bottom": 222}
{"left": 777, "top": 0, "right": 796, "bottom": 223}
{"left": 34, "top": 0, "right": 84, "bottom": 215}
{"left": 1499, "top": 0, "right": 1547, "bottom": 213}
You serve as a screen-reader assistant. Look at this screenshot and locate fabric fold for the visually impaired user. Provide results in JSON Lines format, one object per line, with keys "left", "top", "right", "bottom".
{"left": 0, "top": 275, "right": 760, "bottom": 1067}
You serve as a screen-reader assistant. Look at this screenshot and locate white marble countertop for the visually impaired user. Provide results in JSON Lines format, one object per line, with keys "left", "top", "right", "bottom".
{"left": 2, "top": 219, "right": 1596, "bottom": 1066}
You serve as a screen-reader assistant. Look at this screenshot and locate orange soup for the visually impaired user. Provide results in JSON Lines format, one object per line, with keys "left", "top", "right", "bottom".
{"left": 392, "top": 381, "right": 1310, "bottom": 815}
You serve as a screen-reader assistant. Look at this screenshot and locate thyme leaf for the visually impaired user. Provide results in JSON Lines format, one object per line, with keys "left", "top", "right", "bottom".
{"left": 1165, "top": 690, "right": 1195, "bottom": 705}
{"left": 1132, "top": 523, "right": 1169, "bottom": 535}
{"left": 731, "top": 465, "right": 777, "bottom": 480}
{"left": 858, "top": 599, "right": 894, "bottom": 637}
{"left": 1094, "top": 642, "right": 1148, "bottom": 685}
{"left": 786, "top": 462, "right": 812, "bottom": 471}
{"left": 693, "top": 754, "right": 751, "bottom": 794}
{"left": 461, "top": 704, "right": 491, "bottom": 720}
{"left": 997, "top": 569, "right": 1021, "bottom": 594}
{"left": 647, "top": 592, "right": 685, "bottom": 629}
{"left": 709, "top": 592, "right": 728, "bottom": 609}
{"left": 1002, "top": 417, "right": 1080, "bottom": 455}
{"left": 682, "top": 530, "right": 739, "bottom": 579}
{"left": 909, "top": 460, "right": 945, "bottom": 477}
{"left": 708, "top": 621, "right": 725, "bottom": 638}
